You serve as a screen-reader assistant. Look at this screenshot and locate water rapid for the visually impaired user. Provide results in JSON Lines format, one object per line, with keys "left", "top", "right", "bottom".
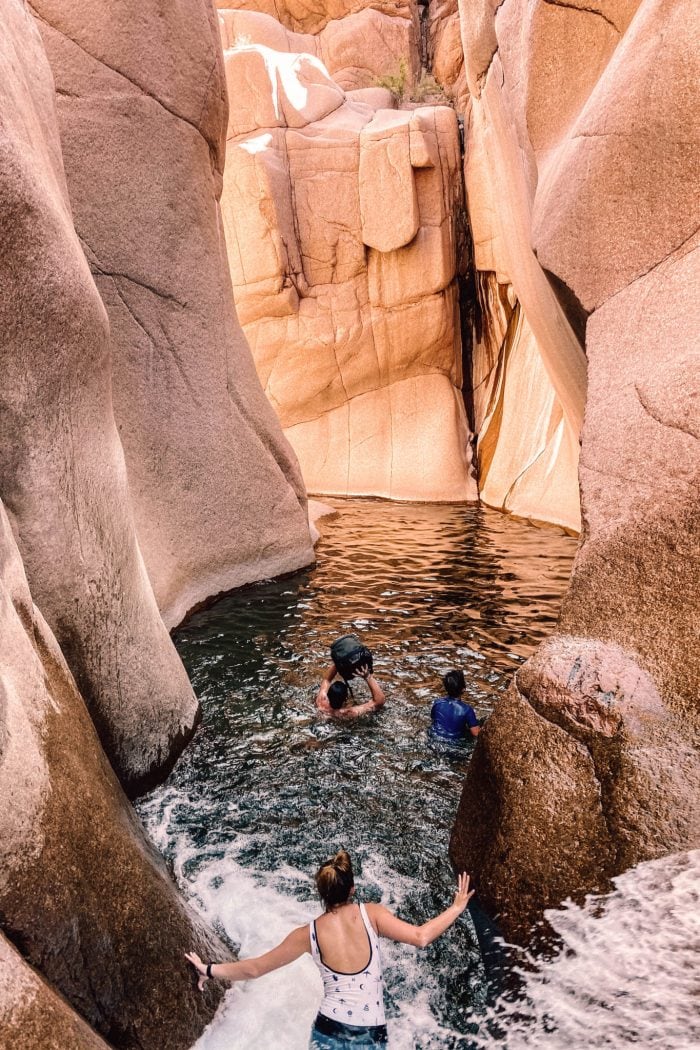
{"left": 134, "top": 499, "right": 696, "bottom": 1047}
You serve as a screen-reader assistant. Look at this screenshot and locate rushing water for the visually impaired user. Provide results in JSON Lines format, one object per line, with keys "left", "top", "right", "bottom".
{"left": 476, "top": 850, "right": 700, "bottom": 1050}
{"left": 138, "top": 499, "right": 582, "bottom": 1047}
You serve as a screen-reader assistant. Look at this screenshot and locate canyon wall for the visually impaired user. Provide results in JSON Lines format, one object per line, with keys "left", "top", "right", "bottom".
{"left": 0, "top": 500, "right": 225, "bottom": 1048}
{"left": 214, "top": 0, "right": 583, "bottom": 525}
{"left": 216, "top": 3, "right": 478, "bottom": 501}
{"left": 1, "top": 0, "right": 314, "bottom": 1043}
{"left": 451, "top": 0, "right": 700, "bottom": 939}
{"left": 32, "top": 0, "right": 315, "bottom": 630}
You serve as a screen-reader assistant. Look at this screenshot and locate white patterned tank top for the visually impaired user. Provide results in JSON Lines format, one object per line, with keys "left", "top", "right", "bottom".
{"left": 309, "top": 902, "right": 386, "bottom": 1026}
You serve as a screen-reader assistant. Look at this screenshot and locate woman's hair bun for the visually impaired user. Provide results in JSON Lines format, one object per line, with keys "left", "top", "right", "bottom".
{"left": 332, "top": 849, "right": 351, "bottom": 873}
{"left": 316, "top": 849, "right": 354, "bottom": 909}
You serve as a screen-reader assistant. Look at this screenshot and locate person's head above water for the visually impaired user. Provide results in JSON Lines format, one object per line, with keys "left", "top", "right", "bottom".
{"left": 327, "top": 681, "right": 349, "bottom": 710}
{"left": 316, "top": 849, "right": 355, "bottom": 910}
{"left": 442, "top": 669, "right": 466, "bottom": 698}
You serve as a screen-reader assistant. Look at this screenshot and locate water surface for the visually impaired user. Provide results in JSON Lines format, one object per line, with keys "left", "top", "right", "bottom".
{"left": 139, "top": 499, "right": 577, "bottom": 1047}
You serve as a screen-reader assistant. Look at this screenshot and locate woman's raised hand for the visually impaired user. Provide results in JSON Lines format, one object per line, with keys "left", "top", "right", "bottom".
{"left": 452, "top": 872, "right": 474, "bottom": 913}
{"left": 185, "top": 950, "right": 209, "bottom": 991}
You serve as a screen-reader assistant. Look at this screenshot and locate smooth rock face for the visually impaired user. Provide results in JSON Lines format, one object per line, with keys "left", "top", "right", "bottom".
{"left": 0, "top": 500, "right": 224, "bottom": 1049}
{"left": 461, "top": 9, "right": 587, "bottom": 532}
{"left": 0, "top": 935, "right": 111, "bottom": 1050}
{"left": 0, "top": 0, "right": 197, "bottom": 795}
{"left": 220, "top": 23, "right": 476, "bottom": 500}
{"left": 452, "top": 0, "right": 700, "bottom": 938}
{"left": 219, "top": 3, "right": 419, "bottom": 92}
{"left": 33, "top": 0, "right": 315, "bottom": 632}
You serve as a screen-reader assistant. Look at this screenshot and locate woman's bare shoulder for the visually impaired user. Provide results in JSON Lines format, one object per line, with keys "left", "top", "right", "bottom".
{"left": 363, "top": 901, "right": 388, "bottom": 931}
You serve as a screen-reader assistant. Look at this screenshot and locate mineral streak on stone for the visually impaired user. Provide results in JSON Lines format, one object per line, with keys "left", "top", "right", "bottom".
{"left": 0, "top": 500, "right": 225, "bottom": 1049}
{"left": 219, "top": 14, "right": 477, "bottom": 501}
{"left": 32, "top": 0, "right": 315, "bottom": 633}
{"left": 0, "top": 0, "right": 198, "bottom": 796}
{"left": 460, "top": 0, "right": 588, "bottom": 532}
{"left": 451, "top": 0, "right": 700, "bottom": 939}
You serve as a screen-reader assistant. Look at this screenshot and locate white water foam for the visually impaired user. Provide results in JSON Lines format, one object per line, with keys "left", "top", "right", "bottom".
{"left": 478, "top": 850, "right": 700, "bottom": 1050}
{"left": 186, "top": 849, "right": 469, "bottom": 1050}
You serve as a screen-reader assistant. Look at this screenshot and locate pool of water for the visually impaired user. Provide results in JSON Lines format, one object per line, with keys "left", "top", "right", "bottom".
{"left": 138, "top": 499, "right": 578, "bottom": 1048}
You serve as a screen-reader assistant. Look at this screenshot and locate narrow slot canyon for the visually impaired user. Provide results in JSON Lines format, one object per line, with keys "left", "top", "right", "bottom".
{"left": 216, "top": 0, "right": 582, "bottom": 530}
{"left": 0, "top": 1, "right": 698, "bottom": 1049}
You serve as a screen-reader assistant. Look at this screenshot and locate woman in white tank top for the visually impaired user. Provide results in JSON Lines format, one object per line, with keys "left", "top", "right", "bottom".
{"left": 186, "top": 850, "right": 473, "bottom": 1048}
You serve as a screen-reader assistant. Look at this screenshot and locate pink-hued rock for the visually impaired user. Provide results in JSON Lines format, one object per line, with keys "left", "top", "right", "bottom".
{"left": 463, "top": 51, "right": 586, "bottom": 531}
{"left": 33, "top": 0, "right": 315, "bottom": 633}
{"left": 0, "top": 499, "right": 224, "bottom": 1049}
{"left": 216, "top": 0, "right": 416, "bottom": 36}
{"left": 219, "top": 5, "right": 419, "bottom": 92}
{"left": 427, "top": 0, "right": 467, "bottom": 105}
{"left": 221, "top": 39, "right": 476, "bottom": 500}
{"left": 473, "top": 277, "right": 581, "bottom": 531}
{"left": 0, "top": 0, "right": 197, "bottom": 795}
{"left": 359, "top": 111, "right": 419, "bottom": 251}
{"left": 452, "top": 0, "right": 700, "bottom": 938}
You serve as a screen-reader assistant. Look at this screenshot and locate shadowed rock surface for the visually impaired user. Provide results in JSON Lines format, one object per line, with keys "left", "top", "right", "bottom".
{"left": 0, "top": 934, "right": 113, "bottom": 1050}
{"left": 0, "top": 500, "right": 225, "bottom": 1049}
{"left": 451, "top": 0, "right": 700, "bottom": 939}
{"left": 33, "top": 0, "right": 315, "bottom": 630}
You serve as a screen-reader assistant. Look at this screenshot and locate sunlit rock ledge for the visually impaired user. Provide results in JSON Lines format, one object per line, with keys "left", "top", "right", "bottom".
{"left": 219, "top": 19, "right": 478, "bottom": 503}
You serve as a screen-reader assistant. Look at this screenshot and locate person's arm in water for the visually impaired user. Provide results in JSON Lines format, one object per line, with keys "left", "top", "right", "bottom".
{"left": 331, "top": 665, "right": 385, "bottom": 720}
{"left": 465, "top": 704, "right": 480, "bottom": 738}
{"left": 185, "top": 925, "right": 309, "bottom": 990}
{"left": 366, "top": 872, "right": 474, "bottom": 948}
{"left": 315, "top": 662, "right": 338, "bottom": 711}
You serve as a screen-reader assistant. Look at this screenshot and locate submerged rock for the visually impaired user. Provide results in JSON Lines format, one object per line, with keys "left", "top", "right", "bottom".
{"left": 0, "top": 499, "right": 225, "bottom": 1048}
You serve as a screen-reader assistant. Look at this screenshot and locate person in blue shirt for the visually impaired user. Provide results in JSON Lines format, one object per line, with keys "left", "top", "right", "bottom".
{"left": 430, "top": 670, "right": 481, "bottom": 742}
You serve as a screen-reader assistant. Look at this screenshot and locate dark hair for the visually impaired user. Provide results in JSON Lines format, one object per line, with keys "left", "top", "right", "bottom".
{"left": 443, "top": 669, "right": 466, "bottom": 698}
{"left": 328, "top": 681, "right": 349, "bottom": 709}
{"left": 316, "top": 849, "right": 354, "bottom": 910}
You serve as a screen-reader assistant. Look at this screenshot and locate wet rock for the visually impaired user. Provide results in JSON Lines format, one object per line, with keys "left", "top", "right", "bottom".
{"left": 0, "top": 499, "right": 225, "bottom": 1049}
{"left": 452, "top": 637, "right": 700, "bottom": 940}
{"left": 33, "top": 0, "right": 315, "bottom": 632}
{"left": 0, "top": 0, "right": 197, "bottom": 795}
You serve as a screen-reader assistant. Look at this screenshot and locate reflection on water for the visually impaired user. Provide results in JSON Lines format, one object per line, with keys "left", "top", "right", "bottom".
{"left": 138, "top": 499, "right": 577, "bottom": 1048}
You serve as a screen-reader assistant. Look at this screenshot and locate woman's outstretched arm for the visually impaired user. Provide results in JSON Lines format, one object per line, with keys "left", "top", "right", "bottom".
{"left": 366, "top": 873, "right": 474, "bottom": 949}
{"left": 186, "top": 925, "right": 309, "bottom": 988}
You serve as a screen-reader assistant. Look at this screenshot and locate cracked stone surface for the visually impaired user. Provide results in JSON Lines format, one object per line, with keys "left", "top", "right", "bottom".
{"left": 33, "top": 0, "right": 315, "bottom": 632}
{"left": 452, "top": 0, "right": 700, "bottom": 938}
{"left": 0, "top": 498, "right": 225, "bottom": 1049}
{"left": 219, "top": 20, "right": 477, "bottom": 500}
